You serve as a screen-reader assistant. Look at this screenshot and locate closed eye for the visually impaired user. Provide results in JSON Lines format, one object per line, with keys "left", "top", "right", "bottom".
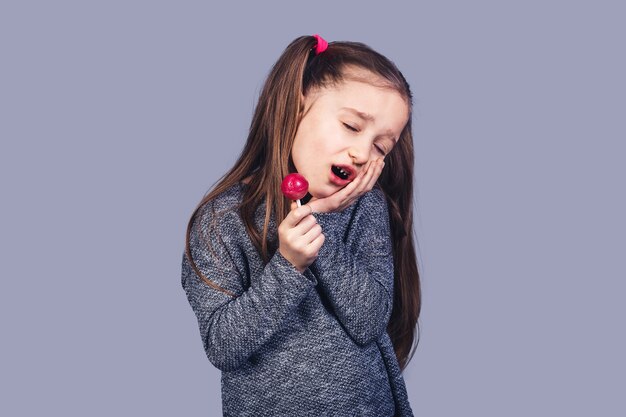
{"left": 344, "top": 123, "right": 387, "bottom": 154}
{"left": 343, "top": 123, "right": 358, "bottom": 132}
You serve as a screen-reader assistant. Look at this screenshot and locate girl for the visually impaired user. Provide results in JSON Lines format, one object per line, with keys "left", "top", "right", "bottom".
{"left": 181, "top": 34, "right": 421, "bottom": 417}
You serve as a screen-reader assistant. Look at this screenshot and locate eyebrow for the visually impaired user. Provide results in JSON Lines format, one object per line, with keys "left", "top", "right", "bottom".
{"left": 341, "top": 107, "right": 397, "bottom": 141}
{"left": 341, "top": 107, "right": 375, "bottom": 122}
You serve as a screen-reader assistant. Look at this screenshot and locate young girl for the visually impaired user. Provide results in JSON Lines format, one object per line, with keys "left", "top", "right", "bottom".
{"left": 181, "top": 34, "right": 421, "bottom": 417}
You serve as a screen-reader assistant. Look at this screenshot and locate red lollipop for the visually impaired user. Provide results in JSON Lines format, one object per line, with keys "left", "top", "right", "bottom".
{"left": 281, "top": 173, "right": 309, "bottom": 207}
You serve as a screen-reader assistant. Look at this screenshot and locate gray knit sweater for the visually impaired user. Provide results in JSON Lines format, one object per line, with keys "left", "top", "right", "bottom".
{"left": 181, "top": 182, "right": 414, "bottom": 417}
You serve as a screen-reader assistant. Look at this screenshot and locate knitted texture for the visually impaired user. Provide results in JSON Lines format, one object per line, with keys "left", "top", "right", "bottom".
{"left": 181, "top": 182, "right": 414, "bottom": 416}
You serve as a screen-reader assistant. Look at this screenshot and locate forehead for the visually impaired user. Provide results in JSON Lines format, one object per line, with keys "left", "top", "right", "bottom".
{"left": 309, "top": 76, "right": 409, "bottom": 137}
{"left": 328, "top": 79, "right": 404, "bottom": 108}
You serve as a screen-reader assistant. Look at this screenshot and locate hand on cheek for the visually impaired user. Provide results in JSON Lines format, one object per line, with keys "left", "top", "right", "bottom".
{"left": 306, "top": 158, "right": 385, "bottom": 214}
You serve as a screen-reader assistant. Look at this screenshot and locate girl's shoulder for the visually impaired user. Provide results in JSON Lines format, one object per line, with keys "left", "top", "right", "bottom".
{"left": 356, "top": 186, "right": 388, "bottom": 214}
{"left": 213, "top": 182, "right": 247, "bottom": 210}
{"left": 365, "top": 185, "right": 387, "bottom": 204}
{"left": 201, "top": 183, "right": 246, "bottom": 214}
{"left": 195, "top": 183, "right": 246, "bottom": 230}
{"left": 348, "top": 186, "right": 391, "bottom": 230}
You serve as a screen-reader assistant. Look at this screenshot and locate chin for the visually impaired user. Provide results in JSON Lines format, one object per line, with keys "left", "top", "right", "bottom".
{"left": 308, "top": 189, "right": 322, "bottom": 199}
{"left": 307, "top": 187, "right": 327, "bottom": 200}
{"left": 311, "top": 188, "right": 337, "bottom": 200}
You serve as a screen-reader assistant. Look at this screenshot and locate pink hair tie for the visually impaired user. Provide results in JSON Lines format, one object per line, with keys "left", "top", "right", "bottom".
{"left": 312, "top": 34, "right": 328, "bottom": 55}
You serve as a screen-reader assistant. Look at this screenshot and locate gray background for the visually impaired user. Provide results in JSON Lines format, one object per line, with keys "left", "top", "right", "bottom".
{"left": 1, "top": 0, "right": 624, "bottom": 416}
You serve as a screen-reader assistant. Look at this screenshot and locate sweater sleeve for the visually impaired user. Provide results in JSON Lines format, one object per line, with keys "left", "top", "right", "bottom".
{"left": 181, "top": 201, "right": 318, "bottom": 372}
{"left": 310, "top": 188, "right": 394, "bottom": 346}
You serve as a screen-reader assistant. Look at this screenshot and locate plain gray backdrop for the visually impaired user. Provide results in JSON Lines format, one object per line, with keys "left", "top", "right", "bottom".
{"left": 1, "top": 0, "right": 624, "bottom": 416}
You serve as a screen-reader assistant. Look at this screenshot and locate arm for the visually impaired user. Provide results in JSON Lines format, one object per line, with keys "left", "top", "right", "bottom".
{"left": 181, "top": 202, "right": 318, "bottom": 372}
{"left": 309, "top": 188, "right": 394, "bottom": 346}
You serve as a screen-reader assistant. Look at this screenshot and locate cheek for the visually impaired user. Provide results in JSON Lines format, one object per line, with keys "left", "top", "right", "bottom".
{"left": 293, "top": 116, "right": 340, "bottom": 160}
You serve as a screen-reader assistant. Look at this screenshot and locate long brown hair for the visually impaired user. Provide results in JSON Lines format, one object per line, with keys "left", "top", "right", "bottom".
{"left": 185, "top": 35, "right": 421, "bottom": 371}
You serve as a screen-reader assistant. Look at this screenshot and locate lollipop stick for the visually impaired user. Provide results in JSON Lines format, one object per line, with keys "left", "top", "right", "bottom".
{"left": 296, "top": 199, "right": 302, "bottom": 207}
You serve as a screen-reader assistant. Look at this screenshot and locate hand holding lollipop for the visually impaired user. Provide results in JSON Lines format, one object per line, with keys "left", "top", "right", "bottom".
{"left": 278, "top": 172, "right": 322, "bottom": 274}
{"left": 281, "top": 173, "right": 309, "bottom": 207}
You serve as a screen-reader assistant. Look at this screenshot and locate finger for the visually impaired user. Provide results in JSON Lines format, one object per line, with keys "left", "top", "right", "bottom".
{"left": 354, "top": 159, "right": 377, "bottom": 194}
{"left": 365, "top": 159, "right": 384, "bottom": 190}
{"left": 310, "top": 231, "right": 325, "bottom": 251}
{"left": 350, "top": 159, "right": 379, "bottom": 200}
{"left": 293, "top": 214, "right": 318, "bottom": 235}
{"left": 301, "top": 221, "right": 323, "bottom": 244}
{"left": 285, "top": 204, "right": 313, "bottom": 228}
{"left": 357, "top": 160, "right": 374, "bottom": 182}
{"left": 325, "top": 160, "right": 373, "bottom": 206}
{"left": 307, "top": 161, "right": 373, "bottom": 214}
{"left": 342, "top": 160, "right": 373, "bottom": 194}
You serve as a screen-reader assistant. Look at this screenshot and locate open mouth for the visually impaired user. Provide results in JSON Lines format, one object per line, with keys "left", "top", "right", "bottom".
{"left": 331, "top": 165, "right": 351, "bottom": 180}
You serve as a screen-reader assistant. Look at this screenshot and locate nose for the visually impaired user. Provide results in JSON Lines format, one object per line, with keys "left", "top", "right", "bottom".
{"left": 348, "top": 142, "right": 372, "bottom": 166}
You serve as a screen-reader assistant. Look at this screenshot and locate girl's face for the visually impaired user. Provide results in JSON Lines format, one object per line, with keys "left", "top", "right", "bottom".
{"left": 291, "top": 70, "right": 409, "bottom": 199}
